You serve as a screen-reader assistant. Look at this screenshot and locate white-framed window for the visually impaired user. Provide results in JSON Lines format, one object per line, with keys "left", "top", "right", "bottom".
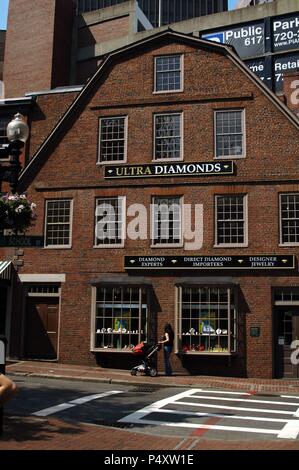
{"left": 45, "top": 200, "right": 73, "bottom": 248}
{"left": 154, "top": 54, "right": 183, "bottom": 93}
{"left": 177, "top": 286, "right": 237, "bottom": 354}
{"left": 280, "top": 193, "right": 299, "bottom": 245}
{"left": 152, "top": 196, "right": 182, "bottom": 246}
{"left": 95, "top": 196, "right": 125, "bottom": 247}
{"left": 98, "top": 116, "right": 127, "bottom": 163}
{"left": 92, "top": 286, "right": 148, "bottom": 351}
{"left": 0, "top": 117, "right": 10, "bottom": 158}
{"left": 215, "top": 110, "right": 245, "bottom": 158}
{"left": 154, "top": 113, "right": 183, "bottom": 161}
{"left": 215, "top": 195, "right": 247, "bottom": 247}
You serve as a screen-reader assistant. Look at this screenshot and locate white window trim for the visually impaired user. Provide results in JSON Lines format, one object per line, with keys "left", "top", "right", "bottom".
{"left": 150, "top": 195, "right": 184, "bottom": 248}
{"left": 214, "top": 109, "right": 246, "bottom": 160}
{"left": 214, "top": 194, "right": 248, "bottom": 248}
{"left": 153, "top": 112, "right": 184, "bottom": 162}
{"left": 153, "top": 54, "right": 184, "bottom": 94}
{"left": 97, "top": 115, "right": 128, "bottom": 165}
{"left": 94, "top": 196, "right": 126, "bottom": 249}
{"left": 44, "top": 199, "right": 73, "bottom": 249}
{"left": 279, "top": 192, "right": 299, "bottom": 246}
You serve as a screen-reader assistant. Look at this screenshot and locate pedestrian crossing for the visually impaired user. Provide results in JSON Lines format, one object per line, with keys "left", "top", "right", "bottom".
{"left": 118, "top": 388, "right": 299, "bottom": 439}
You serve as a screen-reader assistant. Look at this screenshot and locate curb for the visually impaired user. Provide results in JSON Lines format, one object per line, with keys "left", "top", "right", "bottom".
{"left": 8, "top": 370, "right": 299, "bottom": 395}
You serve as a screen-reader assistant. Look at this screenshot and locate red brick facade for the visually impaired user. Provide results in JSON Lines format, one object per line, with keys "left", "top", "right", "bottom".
{"left": 2, "top": 33, "right": 299, "bottom": 378}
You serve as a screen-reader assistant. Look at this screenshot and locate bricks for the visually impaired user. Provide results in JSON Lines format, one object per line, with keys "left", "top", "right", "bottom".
{"left": 2, "top": 35, "right": 299, "bottom": 379}
{"left": 3, "top": 0, "right": 75, "bottom": 98}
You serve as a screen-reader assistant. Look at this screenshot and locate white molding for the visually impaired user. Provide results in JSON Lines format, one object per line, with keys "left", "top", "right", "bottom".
{"left": 214, "top": 109, "right": 246, "bottom": 159}
{"left": 19, "top": 274, "right": 66, "bottom": 283}
{"left": 98, "top": 115, "right": 128, "bottom": 164}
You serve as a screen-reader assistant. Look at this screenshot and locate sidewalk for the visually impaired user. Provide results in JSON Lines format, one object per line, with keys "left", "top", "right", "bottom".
{"left": 5, "top": 360, "right": 299, "bottom": 394}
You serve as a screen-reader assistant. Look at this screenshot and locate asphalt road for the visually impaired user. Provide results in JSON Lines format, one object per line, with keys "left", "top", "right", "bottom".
{"left": 5, "top": 375, "right": 299, "bottom": 442}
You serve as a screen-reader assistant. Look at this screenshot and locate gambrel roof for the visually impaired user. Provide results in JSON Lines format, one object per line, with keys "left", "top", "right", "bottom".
{"left": 18, "top": 29, "right": 299, "bottom": 187}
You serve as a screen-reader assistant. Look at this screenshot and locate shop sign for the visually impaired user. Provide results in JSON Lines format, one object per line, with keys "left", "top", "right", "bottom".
{"left": 105, "top": 161, "right": 234, "bottom": 179}
{"left": 202, "top": 22, "right": 265, "bottom": 59}
{"left": 125, "top": 255, "right": 295, "bottom": 270}
{"left": 0, "top": 236, "right": 44, "bottom": 247}
{"left": 272, "top": 14, "right": 299, "bottom": 52}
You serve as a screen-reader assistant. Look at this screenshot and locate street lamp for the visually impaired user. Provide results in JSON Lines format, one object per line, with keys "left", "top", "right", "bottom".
{"left": 0, "top": 113, "right": 29, "bottom": 194}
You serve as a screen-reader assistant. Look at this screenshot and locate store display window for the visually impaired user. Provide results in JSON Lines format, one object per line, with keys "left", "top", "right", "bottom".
{"left": 93, "top": 286, "right": 148, "bottom": 351}
{"left": 177, "top": 286, "right": 237, "bottom": 354}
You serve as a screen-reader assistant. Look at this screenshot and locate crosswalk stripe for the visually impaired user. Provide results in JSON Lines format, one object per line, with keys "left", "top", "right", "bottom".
{"left": 190, "top": 395, "right": 299, "bottom": 407}
{"left": 128, "top": 418, "right": 279, "bottom": 436}
{"left": 32, "top": 390, "right": 123, "bottom": 417}
{"left": 151, "top": 407, "right": 289, "bottom": 423}
{"left": 195, "top": 390, "right": 251, "bottom": 396}
{"left": 278, "top": 419, "right": 299, "bottom": 439}
{"left": 33, "top": 403, "right": 76, "bottom": 417}
{"left": 173, "top": 400, "right": 295, "bottom": 415}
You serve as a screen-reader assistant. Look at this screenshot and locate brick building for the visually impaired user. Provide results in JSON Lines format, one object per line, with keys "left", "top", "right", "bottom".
{"left": 1, "top": 30, "right": 299, "bottom": 378}
{"left": 0, "top": 30, "right": 5, "bottom": 83}
{"left": 3, "top": 0, "right": 299, "bottom": 103}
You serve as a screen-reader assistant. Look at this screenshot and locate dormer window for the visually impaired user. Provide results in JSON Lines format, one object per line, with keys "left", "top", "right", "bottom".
{"left": 154, "top": 55, "right": 183, "bottom": 93}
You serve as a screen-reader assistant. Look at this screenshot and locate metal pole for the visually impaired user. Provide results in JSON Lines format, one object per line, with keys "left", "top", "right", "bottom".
{"left": 158, "top": 0, "right": 162, "bottom": 27}
{"left": 0, "top": 336, "right": 6, "bottom": 435}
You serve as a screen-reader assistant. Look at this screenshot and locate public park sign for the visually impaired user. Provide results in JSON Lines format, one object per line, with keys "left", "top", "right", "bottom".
{"left": 105, "top": 161, "right": 234, "bottom": 179}
{"left": 125, "top": 255, "right": 296, "bottom": 270}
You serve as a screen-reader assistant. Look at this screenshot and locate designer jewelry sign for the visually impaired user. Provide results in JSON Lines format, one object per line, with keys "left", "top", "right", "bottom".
{"left": 125, "top": 255, "right": 296, "bottom": 270}
{"left": 105, "top": 161, "right": 234, "bottom": 179}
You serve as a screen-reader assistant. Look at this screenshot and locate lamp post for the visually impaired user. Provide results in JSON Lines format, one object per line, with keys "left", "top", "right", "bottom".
{"left": 0, "top": 113, "right": 29, "bottom": 194}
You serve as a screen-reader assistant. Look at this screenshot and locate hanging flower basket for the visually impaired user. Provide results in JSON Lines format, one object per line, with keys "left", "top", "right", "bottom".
{"left": 0, "top": 194, "right": 37, "bottom": 234}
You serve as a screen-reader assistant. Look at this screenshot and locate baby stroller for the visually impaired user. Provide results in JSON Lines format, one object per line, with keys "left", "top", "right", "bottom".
{"left": 131, "top": 342, "right": 160, "bottom": 377}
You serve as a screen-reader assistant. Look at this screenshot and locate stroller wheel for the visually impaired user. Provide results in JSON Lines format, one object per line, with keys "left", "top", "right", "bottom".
{"left": 147, "top": 367, "right": 158, "bottom": 377}
{"left": 130, "top": 369, "right": 137, "bottom": 376}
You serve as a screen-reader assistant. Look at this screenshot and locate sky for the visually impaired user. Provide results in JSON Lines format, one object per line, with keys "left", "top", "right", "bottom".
{"left": 0, "top": 0, "right": 238, "bottom": 31}
{"left": 0, "top": 0, "right": 9, "bottom": 30}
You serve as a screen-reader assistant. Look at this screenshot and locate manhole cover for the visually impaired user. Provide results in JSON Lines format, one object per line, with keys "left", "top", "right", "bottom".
{"left": 131, "top": 386, "right": 160, "bottom": 393}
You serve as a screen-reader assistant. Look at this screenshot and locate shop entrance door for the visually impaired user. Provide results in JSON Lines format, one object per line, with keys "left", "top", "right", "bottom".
{"left": 25, "top": 297, "right": 59, "bottom": 359}
{"left": 275, "top": 308, "right": 299, "bottom": 379}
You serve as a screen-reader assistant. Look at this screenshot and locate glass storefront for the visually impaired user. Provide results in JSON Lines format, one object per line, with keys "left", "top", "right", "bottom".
{"left": 177, "top": 286, "right": 237, "bottom": 354}
{"left": 94, "top": 286, "right": 148, "bottom": 350}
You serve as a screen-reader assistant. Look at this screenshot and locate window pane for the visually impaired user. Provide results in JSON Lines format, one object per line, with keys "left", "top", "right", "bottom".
{"left": 155, "top": 55, "right": 182, "bottom": 92}
{"left": 154, "top": 114, "right": 181, "bottom": 160}
{"left": 95, "top": 286, "right": 147, "bottom": 349}
{"left": 179, "top": 287, "right": 236, "bottom": 353}
{"left": 99, "top": 117, "right": 126, "bottom": 162}
{"left": 216, "top": 195, "right": 245, "bottom": 245}
{"left": 281, "top": 194, "right": 299, "bottom": 244}
{"left": 95, "top": 197, "right": 124, "bottom": 246}
{"left": 153, "top": 196, "right": 181, "bottom": 245}
{"left": 45, "top": 200, "right": 72, "bottom": 247}
{"left": 215, "top": 111, "right": 244, "bottom": 157}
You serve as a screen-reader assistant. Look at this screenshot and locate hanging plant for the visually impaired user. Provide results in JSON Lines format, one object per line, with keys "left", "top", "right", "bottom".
{"left": 0, "top": 194, "right": 37, "bottom": 234}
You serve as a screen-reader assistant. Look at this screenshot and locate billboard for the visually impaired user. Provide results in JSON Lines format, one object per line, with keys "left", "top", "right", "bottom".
{"left": 202, "top": 22, "right": 265, "bottom": 59}
{"left": 274, "top": 53, "right": 299, "bottom": 91}
{"left": 272, "top": 14, "right": 299, "bottom": 52}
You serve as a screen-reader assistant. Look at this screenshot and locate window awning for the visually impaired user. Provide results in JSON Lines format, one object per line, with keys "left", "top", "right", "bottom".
{"left": 90, "top": 275, "right": 152, "bottom": 287}
{"left": 175, "top": 277, "right": 239, "bottom": 286}
{"left": 0, "top": 261, "right": 12, "bottom": 281}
